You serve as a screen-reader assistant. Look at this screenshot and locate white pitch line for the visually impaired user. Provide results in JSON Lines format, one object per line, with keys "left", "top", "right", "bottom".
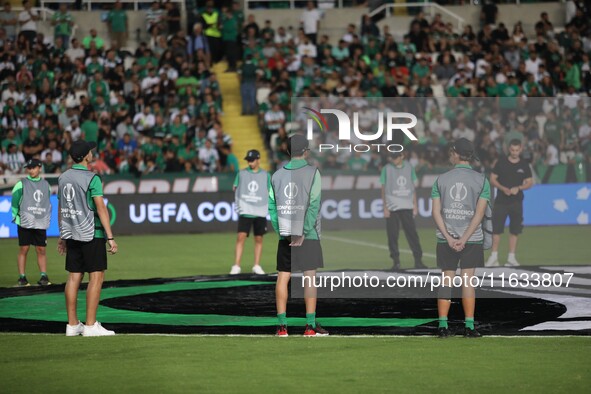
{"left": 323, "top": 235, "right": 437, "bottom": 259}
{"left": 0, "top": 333, "right": 588, "bottom": 338}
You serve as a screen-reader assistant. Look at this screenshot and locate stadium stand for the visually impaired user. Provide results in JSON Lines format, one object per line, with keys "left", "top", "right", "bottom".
{"left": 0, "top": 0, "right": 589, "bottom": 184}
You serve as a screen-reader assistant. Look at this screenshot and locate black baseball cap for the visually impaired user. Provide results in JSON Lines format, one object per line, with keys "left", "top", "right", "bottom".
{"left": 70, "top": 140, "right": 97, "bottom": 163}
{"left": 452, "top": 138, "right": 479, "bottom": 161}
{"left": 24, "top": 158, "right": 42, "bottom": 168}
{"left": 244, "top": 149, "right": 260, "bottom": 161}
{"left": 288, "top": 134, "right": 309, "bottom": 157}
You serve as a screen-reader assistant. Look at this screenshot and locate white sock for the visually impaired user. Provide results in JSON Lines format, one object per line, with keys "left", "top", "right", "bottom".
{"left": 490, "top": 252, "right": 498, "bottom": 260}
{"left": 508, "top": 253, "right": 516, "bottom": 260}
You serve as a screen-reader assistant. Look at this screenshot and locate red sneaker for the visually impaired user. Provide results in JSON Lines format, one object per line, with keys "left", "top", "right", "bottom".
{"left": 276, "top": 325, "right": 288, "bottom": 337}
{"left": 303, "top": 323, "right": 329, "bottom": 337}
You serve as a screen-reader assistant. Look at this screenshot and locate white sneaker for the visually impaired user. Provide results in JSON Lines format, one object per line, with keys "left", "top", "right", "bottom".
{"left": 83, "top": 322, "right": 115, "bottom": 337}
{"left": 485, "top": 255, "right": 499, "bottom": 267}
{"left": 65, "top": 321, "right": 84, "bottom": 336}
{"left": 252, "top": 265, "right": 265, "bottom": 275}
{"left": 505, "top": 256, "right": 520, "bottom": 267}
{"left": 229, "top": 265, "right": 241, "bottom": 275}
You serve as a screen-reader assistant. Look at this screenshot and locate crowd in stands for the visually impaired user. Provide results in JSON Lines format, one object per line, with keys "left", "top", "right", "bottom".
{"left": 0, "top": 0, "right": 241, "bottom": 178}
{"left": 246, "top": 1, "right": 590, "bottom": 178}
{"left": 0, "top": 0, "right": 590, "bottom": 181}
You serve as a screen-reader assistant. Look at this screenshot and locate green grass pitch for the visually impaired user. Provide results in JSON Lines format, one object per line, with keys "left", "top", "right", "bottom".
{"left": 1, "top": 226, "right": 589, "bottom": 287}
{"left": 0, "top": 335, "right": 589, "bottom": 393}
{"left": 0, "top": 226, "right": 590, "bottom": 392}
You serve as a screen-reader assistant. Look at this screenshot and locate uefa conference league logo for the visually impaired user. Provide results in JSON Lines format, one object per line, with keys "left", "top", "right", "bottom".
{"left": 284, "top": 182, "right": 298, "bottom": 206}
{"left": 63, "top": 183, "right": 75, "bottom": 209}
{"left": 450, "top": 182, "right": 468, "bottom": 209}
{"left": 303, "top": 107, "right": 418, "bottom": 153}
{"left": 247, "top": 180, "right": 259, "bottom": 196}
{"left": 33, "top": 190, "right": 43, "bottom": 207}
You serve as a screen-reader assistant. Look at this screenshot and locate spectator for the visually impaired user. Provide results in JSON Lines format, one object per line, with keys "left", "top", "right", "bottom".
{"left": 133, "top": 106, "right": 156, "bottom": 136}
{"left": 209, "top": 121, "right": 232, "bottom": 148}
{"left": 300, "top": 1, "right": 321, "bottom": 45}
{"left": 1, "top": 144, "right": 25, "bottom": 173}
{"left": 239, "top": 55, "right": 256, "bottom": 115}
{"left": 297, "top": 35, "right": 317, "bottom": 59}
{"left": 221, "top": 144, "right": 239, "bottom": 173}
{"left": 177, "top": 142, "right": 197, "bottom": 168}
{"left": 0, "top": 2, "right": 18, "bottom": 41}
{"left": 116, "top": 132, "right": 137, "bottom": 157}
{"left": 535, "top": 12, "right": 554, "bottom": 37}
{"left": 188, "top": 23, "right": 210, "bottom": 68}
{"left": 116, "top": 115, "right": 137, "bottom": 140}
{"left": 146, "top": 1, "right": 165, "bottom": 36}
{"left": 546, "top": 139, "right": 560, "bottom": 166}
{"left": 360, "top": 14, "right": 379, "bottom": 39}
{"left": 481, "top": 0, "right": 498, "bottom": 27}
{"left": 165, "top": 1, "right": 181, "bottom": 35}
{"left": 221, "top": 6, "right": 240, "bottom": 72}
{"left": 452, "top": 120, "right": 476, "bottom": 142}
{"left": 41, "top": 139, "right": 63, "bottom": 164}
{"left": 202, "top": 1, "right": 222, "bottom": 63}
{"left": 198, "top": 138, "right": 220, "bottom": 173}
{"left": 22, "top": 128, "right": 43, "bottom": 161}
{"left": 82, "top": 29, "right": 105, "bottom": 51}
{"left": 51, "top": 3, "right": 74, "bottom": 49}
{"left": 42, "top": 152, "right": 60, "bottom": 174}
{"left": 66, "top": 120, "right": 82, "bottom": 142}
{"left": 263, "top": 103, "right": 285, "bottom": 147}
{"left": 106, "top": 1, "right": 128, "bottom": 50}
{"left": 274, "top": 26, "right": 292, "bottom": 45}
{"left": 18, "top": 0, "right": 39, "bottom": 47}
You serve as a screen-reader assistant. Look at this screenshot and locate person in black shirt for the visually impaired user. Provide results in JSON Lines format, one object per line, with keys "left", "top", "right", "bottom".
{"left": 486, "top": 139, "right": 533, "bottom": 267}
{"left": 165, "top": 1, "right": 181, "bottom": 35}
{"left": 481, "top": 0, "right": 498, "bottom": 26}
{"left": 22, "top": 128, "right": 43, "bottom": 161}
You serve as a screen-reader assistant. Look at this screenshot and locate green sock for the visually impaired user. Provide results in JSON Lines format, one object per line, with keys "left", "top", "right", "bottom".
{"left": 438, "top": 316, "right": 448, "bottom": 329}
{"left": 40, "top": 272, "right": 47, "bottom": 277}
{"left": 277, "top": 313, "right": 287, "bottom": 326}
{"left": 19, "top": 274, "right": 26, "bottom": 279}
{"left": 306, "top": 312, "right": 316, "bottom": 327}
{"left": 465, "top": 317, "right": 475, "bottom": 330}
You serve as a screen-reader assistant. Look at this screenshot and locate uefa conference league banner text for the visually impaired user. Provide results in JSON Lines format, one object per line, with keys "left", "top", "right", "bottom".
{"left": 0, "top": 183, "right": 589, "bottom": 238}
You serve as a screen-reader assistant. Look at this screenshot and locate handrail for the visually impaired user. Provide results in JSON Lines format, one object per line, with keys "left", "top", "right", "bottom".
{"left": 38, "top": 0, "right": 184, "bottom": 12}
{"left": 11, "top": 7, "right": 55, "bottom": 22}
{"left": 369, "top": 2, "right": 466, "bottom": 31}
{"left": 245, "top": 0, "right": 345, "bottom": 9}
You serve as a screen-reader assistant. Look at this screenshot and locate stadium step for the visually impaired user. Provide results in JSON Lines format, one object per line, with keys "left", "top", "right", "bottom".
{"left": 214, "top": 62, "right": 269, "bottom": 171}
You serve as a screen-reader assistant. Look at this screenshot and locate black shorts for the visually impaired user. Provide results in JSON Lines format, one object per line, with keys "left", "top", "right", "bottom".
{"left": 237, "top": 216, "right": 267, "bottom": 236}
{"left": 492, "top": 201, "right": 524, "bottom": 235}
{"left": 65, "top": 238, "right": 108, "bottom": 273}
{"left": 276, "top": 239, "right": 324, "bottom": 272}
{"left": 17, "top": 226, "right": 47, "bottom": 247}
{"left": 436, "top": 243, "right": 484, "bottom": 271}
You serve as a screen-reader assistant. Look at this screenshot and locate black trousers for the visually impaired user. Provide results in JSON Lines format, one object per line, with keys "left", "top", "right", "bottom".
{"left": 223, "top": 40, "right": 239, "bottom": 69}
{"left": 386, "top": 209, "right": 423, "bottom": 265}
{"left": 207, "top": 36, "right": 222, "bottom": 63}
